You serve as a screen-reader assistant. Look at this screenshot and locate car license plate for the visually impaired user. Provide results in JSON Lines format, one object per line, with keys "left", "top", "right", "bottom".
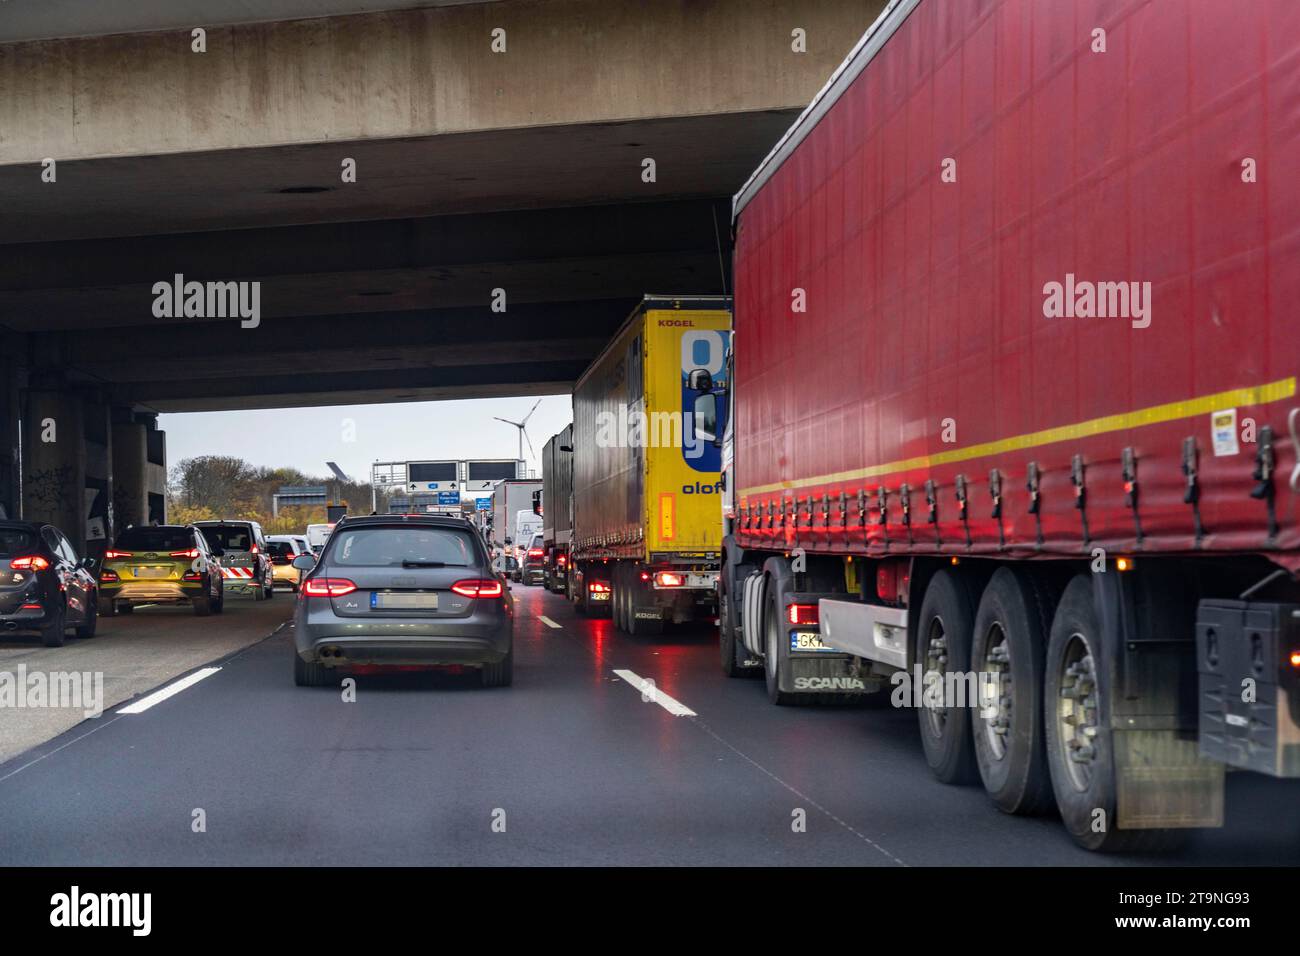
{"left": 372, "top": 592, "right": 438, "bottom": 609}
{"left": 134, "top": 567, "right": 169, "bottom": 579}
{"left": 791, "top": 631, "right": 834, "bottom": 652}
{"left": 687, "top": 573, "right": 717, "bottom": 588}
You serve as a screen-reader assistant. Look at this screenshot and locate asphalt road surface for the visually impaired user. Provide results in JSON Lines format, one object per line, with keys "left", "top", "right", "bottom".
{"left": 1, "top": 585, "right": 1297, "bottom": 866}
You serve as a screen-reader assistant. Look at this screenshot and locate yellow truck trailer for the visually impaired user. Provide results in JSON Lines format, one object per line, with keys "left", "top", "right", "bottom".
{"left": 569, "top": 295, "right": 731, "bottom": 634}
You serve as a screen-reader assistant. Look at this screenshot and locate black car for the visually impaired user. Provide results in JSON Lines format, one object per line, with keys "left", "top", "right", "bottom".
{"left": 521, "top": 533, "right": 546, "bottom": 586}
{"left": 291, "top": 513, "right": 514, "bottom": 688}
{"left": 0, "top": 520, "right": 99, "bottom": 646}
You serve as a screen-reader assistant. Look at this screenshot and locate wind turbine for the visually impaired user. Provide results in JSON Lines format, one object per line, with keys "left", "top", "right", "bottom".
{"left": 495, "top": 399, "right": 542, "bottom": 466}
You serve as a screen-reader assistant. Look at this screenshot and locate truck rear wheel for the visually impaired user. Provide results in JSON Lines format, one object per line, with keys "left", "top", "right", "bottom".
{"left": 971, "top": 568, "right": 1055, "bottom": 815}
{"left": 613, "top": 565, "right": 630, "bottom": 632}
{"left": 719, "top": 561, "right": 757, "bottom": 677}
{"left": 1044, "top": 575, "right": 1185, "bottom": 852}
{"left": 762, "top": 580, "right": 794, "bottom": 705}
{"left": 915, "top": 569, "right": 979, "bottom": 784}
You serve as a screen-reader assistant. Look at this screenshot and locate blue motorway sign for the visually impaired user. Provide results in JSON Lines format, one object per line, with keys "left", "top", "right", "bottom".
{"left": 437, "top": 491, "right": 461, "bottom": 505}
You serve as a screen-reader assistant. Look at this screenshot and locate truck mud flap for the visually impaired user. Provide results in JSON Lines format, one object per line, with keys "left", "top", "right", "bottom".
{"left": 781, "top": 655, "right": 877, "bottom": 695}
{"left": 1097, "top": 570, "right": 1224, "bottom": 830}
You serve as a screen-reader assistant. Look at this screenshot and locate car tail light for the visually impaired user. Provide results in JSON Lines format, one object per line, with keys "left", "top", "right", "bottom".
{"left": 557, "top": 554, "right": 567, "bottom": 566}
{"left": 9, "top": 556, "right": 50, "bottom": 571}
{"left": 303, "top": 577, "right": 356, "bottom": 597}
{"left": 100, "top": 569, "right": 119, "bottom": 582}
{"left": 104, "top": 549, "right": 133, "bottom": 559}
{"left": 451, "top": 579, "right": 504, "bottom": 598}
{"left": 19, "top": 603, "right": 42, "bottom": 611}
{"left": 787, "top": 603, "right": 819, "bottom": 626}
{"left": 527, "top": 548, "right": 544, "bottom": 557}
{"left": 655, "top": 571, "right": 685, "bottom": 587}
{"left": 171, "top": 549, "right": 199, "bottom": 558}
{"left": 1290, "top": 650, "right": 1300, "bottom": 669}
{"left": 250, "top": 545, "right": 260, "bottom": 554}
{"left": 588, "top": 581, "right": 610, "bottom": 594}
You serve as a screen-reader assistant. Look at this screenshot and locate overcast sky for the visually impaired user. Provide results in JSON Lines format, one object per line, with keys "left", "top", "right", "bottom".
{"left": 160, "top": 394, "right": 574, "bottom": 483}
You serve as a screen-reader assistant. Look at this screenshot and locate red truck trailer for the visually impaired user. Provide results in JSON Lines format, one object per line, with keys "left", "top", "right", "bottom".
{"left": 720, "top": 0, "right": 1300, "bottom": 850}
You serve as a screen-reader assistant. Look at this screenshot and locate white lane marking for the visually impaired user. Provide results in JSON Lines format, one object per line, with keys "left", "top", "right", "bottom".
{"left": 538, "top": 615, "right": 561, "bottom": 629}
{"left": 117, "top": 667, "right": 222, "bottom": 715}
{"left": 612, "top": 669, "right": 697, "bottom": 717}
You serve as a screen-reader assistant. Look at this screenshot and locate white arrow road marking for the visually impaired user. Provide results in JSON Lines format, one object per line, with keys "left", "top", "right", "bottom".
{"left": 538, "top": 615, "right": 561, "bottom": 629}
{"left": 117, "top": 667, "right": 221, "bottom": 715}
{"left": 613, "top": 669, "right": 697, "bottom": 717}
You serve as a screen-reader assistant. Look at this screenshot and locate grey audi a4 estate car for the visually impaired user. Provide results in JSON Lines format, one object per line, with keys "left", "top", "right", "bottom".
{"left": 291, "top": 513, "right": 514, "bottom": 688}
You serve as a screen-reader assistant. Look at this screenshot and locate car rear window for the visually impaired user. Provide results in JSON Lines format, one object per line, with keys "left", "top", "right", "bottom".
{"left": 117, "top": 527, "right": 196, "bottom": 552}
{"left": 266, "top": 541, "right": 296, "bottom": 560}
{"left": 198, "top": 525, "right": 254, "bottom": 551}
{"left": 327, "top": 526, "right": 478, "bottom": 568}
{"left": 0, "top": 527, "right": 36, "bottom": 557}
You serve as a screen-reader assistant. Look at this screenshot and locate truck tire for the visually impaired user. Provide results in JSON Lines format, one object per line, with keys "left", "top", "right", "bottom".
{"left": 612, "top": 565, "right": 629, "bottom": 632}
{"left": 571, "top": 572, "right": 586, "bottom": 615}
{"left": 1043, "top": 575, "right": 1186, "bottom": 852}
{"left": 762, "top": 578, "right": 794, "bottom": 705}
{"left": 971, "top": 568, "right": 1055, "bottom": 815}
{"left": 719, "top": 560, "right": 758, "bottom": 677}
{"left": 914, "top": 569, "right": 979, "bottom": 784}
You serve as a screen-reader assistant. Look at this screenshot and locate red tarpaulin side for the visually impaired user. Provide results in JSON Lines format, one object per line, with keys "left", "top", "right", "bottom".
{"left": 733, "top": 0, "right": 1300, "bottom": 565}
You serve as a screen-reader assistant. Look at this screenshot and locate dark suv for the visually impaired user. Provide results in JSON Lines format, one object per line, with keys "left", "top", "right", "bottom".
{"left": 0, "top": 520, "right": 99, "bottom": 646}
{"left": 291, "top": 514, "right": 514, "bottom": 688}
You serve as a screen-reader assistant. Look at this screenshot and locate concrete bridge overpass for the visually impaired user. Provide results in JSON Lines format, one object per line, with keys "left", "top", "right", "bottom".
{"left": 0, "top": 0, "right": 882, "bottom": 547}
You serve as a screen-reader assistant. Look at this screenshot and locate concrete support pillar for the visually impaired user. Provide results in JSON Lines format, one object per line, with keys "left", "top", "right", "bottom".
{"left": 0, "top": 349, "right": 20, "bottom": 520}
{"left": 82, "top": 393, "right": 113, "bottom": 558}
{"left": 21, "top": 389, "right": 87, "bottom": 552}
{"left": 144, "top": 416, "right": 167, "bottom": 524}
{"left": 110, "top": 409, "right": 149, "bottom": 533}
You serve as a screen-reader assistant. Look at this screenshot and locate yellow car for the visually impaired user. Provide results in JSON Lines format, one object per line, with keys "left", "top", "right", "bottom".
{"left": 266, "top": 535, "right": 313, "bottom": 591}
{"left": 99, "top": 525, "right": 225, "bottom": 616}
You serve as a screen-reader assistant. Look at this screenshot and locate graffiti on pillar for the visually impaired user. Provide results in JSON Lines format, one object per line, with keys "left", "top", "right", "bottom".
{"left": 25, "top": 464, "right": 76, "bottom": 518}
{"left": 112, "top": 484, "right": 139, "bottom": 533}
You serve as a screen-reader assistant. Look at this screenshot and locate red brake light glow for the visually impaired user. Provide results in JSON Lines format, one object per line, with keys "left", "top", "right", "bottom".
{"left": 10, "top": 556, "right": 50, "bottom": 571}
{"left": 557, "top": 555, "right": 567, "bottom": 566}
{"left": 588, "top": 581, "right": 610, "bottom": 594}
{"left": 303, "top": 577, "right": 356, "bottom": 597}
{"left": 655, "top": 571, "right": 684, "bottom": 587}
{"left": 170, "top": 549, "right": 200, "bottom": 558}
{"left": 787, "top": 603, "right": 820, "bottom": 626}
{"left": 100, "top": 570, "right": 120, "bottom": 582}
{"left": 103, "top": 550, "right": 133, "bottom": 559}
{"left": 527, "top": 548, "right": 544, "bottom": 557}
{"left": 1290, "top": 651, "right": 1300, "bottom": 669}
{"left": 451, "top": 579, "right": 504, "bottom": 598}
